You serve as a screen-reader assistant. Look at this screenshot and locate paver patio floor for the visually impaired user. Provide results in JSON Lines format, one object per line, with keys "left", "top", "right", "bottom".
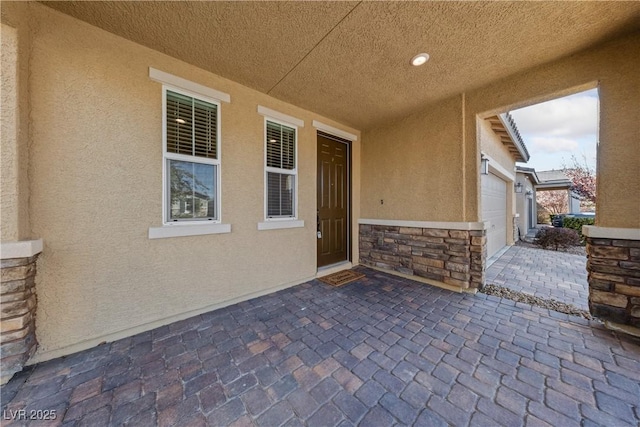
{"left": 1, "top": 268, "right": 639, "bottom": 426}
{"left": 486, "top": 246, "right": 589, "bottom": 311}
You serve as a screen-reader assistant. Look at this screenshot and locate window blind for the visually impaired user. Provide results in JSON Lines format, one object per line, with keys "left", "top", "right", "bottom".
{"left": 266, "top": 122, "right": 295, "bottom": 170}
{"left": 166, "top": 91, "right": 217, "bottom": 159}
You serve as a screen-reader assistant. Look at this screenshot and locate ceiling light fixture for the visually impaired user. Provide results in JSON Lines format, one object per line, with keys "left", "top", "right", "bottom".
{"left": 411, "top": 53, "right": 430, "bottom": 66}
{"left": 269, "top": 139, "right": 277, "bottom": 143}
{"left": 175, "top": 118, "right": 186, "bottom": 124}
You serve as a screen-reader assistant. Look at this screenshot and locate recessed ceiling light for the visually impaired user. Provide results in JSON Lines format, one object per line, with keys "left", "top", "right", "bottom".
{"left": 175, "top": 118, "right": 186, "bottom": 124}
{"left": 269, "top": 139, "right": 277, "bottom": 143}
{"left": 411, "top": 53, "right": 430, "bottom": 66}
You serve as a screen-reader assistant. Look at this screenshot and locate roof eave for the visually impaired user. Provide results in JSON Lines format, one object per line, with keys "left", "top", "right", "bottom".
{"left": 499, "top": 113, "right": 530, "bottom": 163}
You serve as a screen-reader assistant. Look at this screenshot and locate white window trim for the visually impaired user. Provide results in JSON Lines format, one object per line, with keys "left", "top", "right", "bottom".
{"left": 257, "top": 220, "right": 305, "bottom": 231}
{"left": 149, "top": 67, "right": 230, "bottom": 103}
{"left": 162, "top": 86, "right": 223, "bottom": 225}
{"left": 312, "top": 120, "right": 358, "bottom": 141}
{"left": 259, "top": 115, "right": 304, "bottom": 230}
{"left": 148, "top": 71, "right": 232, "bottom": 239}
{"left": 257, "top": 105, "right": 304, "bottom": 128}
{"left": 149, "top": 223, "right": 231, "bottom": 239}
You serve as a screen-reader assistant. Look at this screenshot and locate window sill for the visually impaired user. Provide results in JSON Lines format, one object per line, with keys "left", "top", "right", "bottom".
{"left": 257, "top": 220, "right": 305, "bottom": 231}
{"left": 148, "top": 223, "right": 231, "bottom": 239}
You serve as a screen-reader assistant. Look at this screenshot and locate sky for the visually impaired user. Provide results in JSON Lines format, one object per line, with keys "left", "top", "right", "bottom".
{"left": 510, "top": 88, "right": 598, "bottom": 172}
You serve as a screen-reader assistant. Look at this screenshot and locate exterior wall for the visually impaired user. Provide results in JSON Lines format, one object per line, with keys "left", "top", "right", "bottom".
{"left": 515, "top": 173, "right": 536, "bottom": 237}
{"left": 478, "top": 117, "right": 516, "bottom": 245}
{"left": 478, "top": 118, "right": 514, "bottom": 172}
{"left": 569, "top": 191, "right": 580, "bottom": 214}
{"left": 361, "top": 95, "right": 465, "bottom": 221}
{"left": 359, "top": 224, "right": 486, "bottom": 290}
{"left": 586, "top": 236, "right": 640, "bottom": 328}
{"left": 464, "top": 32, "right": 640, "bottom": 229}
{"left": 2, "top": 3, "right": 361, "bottom": 362}
{"left": 362, "top": 34, "right": 639, "bottom": 229}
{"left": 0, "top": 15, "right": 31, "bottom": 241}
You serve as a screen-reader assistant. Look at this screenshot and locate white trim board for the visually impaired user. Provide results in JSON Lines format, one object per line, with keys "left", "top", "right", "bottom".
{"left": 258, "top": 220, "right": 305, "bottom": 231}
{"left": 358, "top": 218, "right": 488, "bottom": 231}
{"left": 313, "top": 120, "right": 358, "bottom": 141}
{"left": 0, "top": 239, "right": 43, "bottom": 259}
{"left": 582, "top": 226, "right": 640, "bottom": 240}
{"left": 149, "top": 67, "right": 231, "bottom": 103}
{"left": 257, "top": 106, "right": 304, "bottom": 128}
{"left": 149, "top": 223, "right": 231, "bottom": 239}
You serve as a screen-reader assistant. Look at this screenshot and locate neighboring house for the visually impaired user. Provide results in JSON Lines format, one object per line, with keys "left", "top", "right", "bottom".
{"left": 1, "top": 2, "right": 639, "bottom": 382}
{"left": 514, "top": 167, "right": 539, "bottom": 237}
{"left": 535, "top": 170, "right": 581, "bottom": 215}
{"left": 514, "top": 167, "right": 580, "bottom": 237}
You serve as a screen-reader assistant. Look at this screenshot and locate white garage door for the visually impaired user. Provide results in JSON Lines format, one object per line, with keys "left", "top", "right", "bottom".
{"left": 482, "top": 173, "right": 507, "bottom": 258}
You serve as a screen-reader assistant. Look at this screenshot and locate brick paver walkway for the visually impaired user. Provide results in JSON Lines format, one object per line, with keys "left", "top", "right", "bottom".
{"left": 2, "top": 268, "right": 639, "bottom": 426}
{"left": 486, "top": 246, "right": 589, "bottom": 310}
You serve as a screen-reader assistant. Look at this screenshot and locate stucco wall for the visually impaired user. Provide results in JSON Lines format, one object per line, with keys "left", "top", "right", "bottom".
{"left": 478, "top": 118, "right": 515, "bottom": 174}
{"left": 3, "top": 3, "right": 361, "bottom": 361}
{"left": 0, "top": 6, "right": 31, "bottom": 241}
{"left": 465, "top": 33, "right": 640, "bottom": 228}
{"left": 515, "top": 174, "right": 536, "bottom": 236}
{"left": 361, "top": 95, "right": 465, "bottom": 221}
{"left": 1, "top": 23, "right": 18, "bottom": 241}
{"left": 478, "top": 116, "right": 516, "bottom": 245}
{"left": 361, "top": 31, "right": 639, "bottom": 229}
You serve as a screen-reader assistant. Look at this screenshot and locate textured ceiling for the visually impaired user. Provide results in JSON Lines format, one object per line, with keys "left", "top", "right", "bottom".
{"left": 42, "top": 1, "right": 640, "bottom": 130}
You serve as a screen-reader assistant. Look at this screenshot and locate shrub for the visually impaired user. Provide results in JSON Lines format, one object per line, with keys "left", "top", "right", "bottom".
{"left": 535, "top": 227, "right": 580, "bottom": 251}
{"left": 562, "top": 216, "right": 595, "bottom": 243}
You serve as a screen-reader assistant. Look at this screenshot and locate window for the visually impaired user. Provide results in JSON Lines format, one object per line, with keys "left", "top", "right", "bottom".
{"left": 265, "top": 120, "right": 297, "bottom": 219}
{"left": 164, "top": 89, "right": 220, "bottom": 223}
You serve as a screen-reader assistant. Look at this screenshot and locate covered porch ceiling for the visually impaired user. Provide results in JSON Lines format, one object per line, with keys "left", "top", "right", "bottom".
{"left": 41, "top": 1, "right": 640, "bottom": 131}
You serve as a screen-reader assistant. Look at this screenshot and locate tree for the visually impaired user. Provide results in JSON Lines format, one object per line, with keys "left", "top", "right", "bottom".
{"left": 537, "top": 190, "right": 568, "bottom": 215}
{"left": 563, "top": 155, "right": 596, "bottom": 205}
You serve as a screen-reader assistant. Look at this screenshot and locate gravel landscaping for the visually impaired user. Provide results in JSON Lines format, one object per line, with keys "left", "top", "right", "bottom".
{"left": 480, "top": 283, "right": 592, "bottom": 319}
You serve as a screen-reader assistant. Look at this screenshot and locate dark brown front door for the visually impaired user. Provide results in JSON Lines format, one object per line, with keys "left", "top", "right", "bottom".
{"left": 317, "top": 134, "right": 349, "bottom": 268}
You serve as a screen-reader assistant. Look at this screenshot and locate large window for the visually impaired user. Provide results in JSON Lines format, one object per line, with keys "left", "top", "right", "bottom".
{"left": 265, "top": 120, "right": 297, "bottom": 219}
{"left": 164, "top": 88, "right": 220, "bottom": 223}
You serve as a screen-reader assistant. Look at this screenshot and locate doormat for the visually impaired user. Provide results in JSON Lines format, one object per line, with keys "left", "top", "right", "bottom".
{"left": 318, "top": 270, "right": 366, "bottom": 287}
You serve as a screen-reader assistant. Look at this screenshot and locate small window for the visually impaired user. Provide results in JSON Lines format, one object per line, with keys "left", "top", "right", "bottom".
{"left": 265, "top": 120, "right": 297, "bottom": 219}
{"left": 164, "top": 89, "right": 220, "bottom": 223}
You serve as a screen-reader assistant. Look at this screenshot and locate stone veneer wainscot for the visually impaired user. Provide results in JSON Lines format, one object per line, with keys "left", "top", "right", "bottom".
{"left": 359, "top": 222, "right": 486, "bottom": 290}
{"left": 584, "top": 226, "right": 640, "bottom": 329}
{"left": 1, "top": 240, "right": 42, "bottom": 384}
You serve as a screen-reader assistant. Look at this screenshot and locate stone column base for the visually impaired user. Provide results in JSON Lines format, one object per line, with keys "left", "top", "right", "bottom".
{"left": 1, "top": 240, "right": 42, "bottom": 385}
{"left": 584, "top": 226, "right": 640, "bottom": 329}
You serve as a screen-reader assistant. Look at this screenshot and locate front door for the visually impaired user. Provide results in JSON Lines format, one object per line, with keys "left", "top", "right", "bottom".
{"left": 317, "top": 134, "right": 349, "bottom": 268}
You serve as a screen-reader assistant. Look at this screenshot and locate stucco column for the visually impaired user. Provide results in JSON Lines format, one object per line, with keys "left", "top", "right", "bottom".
{"left": 1, "top": 18, "right": 43, "bottom": 384}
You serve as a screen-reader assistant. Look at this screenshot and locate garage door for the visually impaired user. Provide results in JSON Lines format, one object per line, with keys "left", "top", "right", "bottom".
{"left": 482, "top": 173, "right": 507, "bottom": 258}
